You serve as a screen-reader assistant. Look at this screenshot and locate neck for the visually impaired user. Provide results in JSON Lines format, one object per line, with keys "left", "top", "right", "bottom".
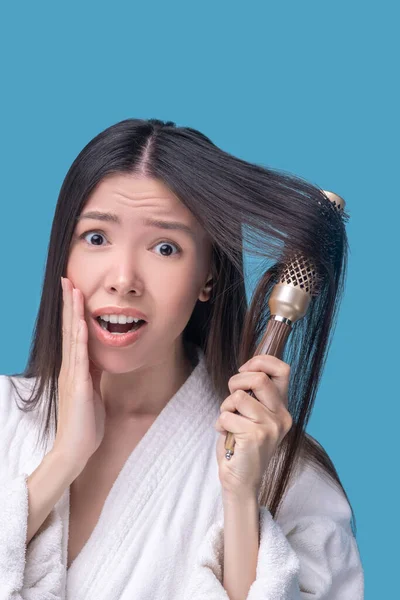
{"left": 101, "top": 339, "right": 196, "bottom": 421}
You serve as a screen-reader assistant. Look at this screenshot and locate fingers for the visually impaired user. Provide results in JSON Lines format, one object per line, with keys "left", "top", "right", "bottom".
{"left": 238, "top": 355, "right": 291, "bottom": 379}
{"left": 218, "top": 409, "right": 262, "bottom": 435}
{"left": 61, "top": 277, "right": 73, "bottom": 377}
{"left": 238, "top": 355, "right": 291, "bottom": 401}
{"left": 61, "top": 278, "right": 101, "bottom": 392}
{"left": 218, "top": 388, "right": 293, "bottom": 440}
{"left": 74, "top": 287, "right": 91, "bottom": 385}
{"left": 61, "top": 277, "right": 85, "bottom": 384}
{"left": 228, "top": 371, "right": 285, "bottom": 413}
{"left": 71, "top": 287, "right": 80, "bottom": 369}
{"left": 220, "top": 390, "right": 267, "bottom": 422}
{"left": 217, "top": 392, "right": 292, "bottom": 441}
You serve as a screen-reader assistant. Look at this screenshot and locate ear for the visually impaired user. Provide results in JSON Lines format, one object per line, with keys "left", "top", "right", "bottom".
{"left": 198, "top": 273, "right": 213, "bottom": 302}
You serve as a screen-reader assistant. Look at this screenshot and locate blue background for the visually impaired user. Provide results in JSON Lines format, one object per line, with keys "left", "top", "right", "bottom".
{"left": 1, "top": 2, "right": 397, "bottom": 597}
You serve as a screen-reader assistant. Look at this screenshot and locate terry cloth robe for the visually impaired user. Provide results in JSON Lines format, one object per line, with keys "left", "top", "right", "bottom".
{"left": 0, "top": 344, "right": 364, "bottom": 600}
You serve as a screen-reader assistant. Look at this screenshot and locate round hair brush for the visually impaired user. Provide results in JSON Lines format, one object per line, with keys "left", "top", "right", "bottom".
{"left": 224, "top": 190, "right": 346, "bottom": 460}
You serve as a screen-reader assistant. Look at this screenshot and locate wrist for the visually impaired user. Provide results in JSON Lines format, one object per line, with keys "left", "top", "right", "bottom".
{"left": 222, "top": 487, "right": 260, "bottom": 599}
{"left": 222, "top": 486, "right": 259, "bottom": 507}
{"left": 47, "top": 448, "right": 86, "bottom": 482}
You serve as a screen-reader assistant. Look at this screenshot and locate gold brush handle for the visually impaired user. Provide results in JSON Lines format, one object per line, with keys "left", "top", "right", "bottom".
{"left": 224, "top": 318, "right": 293, "bottom": 460}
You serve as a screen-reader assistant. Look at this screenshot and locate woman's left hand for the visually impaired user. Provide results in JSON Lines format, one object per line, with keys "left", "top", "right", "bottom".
{"left": 215, "top": 354, "right": 293, "bottom": 499}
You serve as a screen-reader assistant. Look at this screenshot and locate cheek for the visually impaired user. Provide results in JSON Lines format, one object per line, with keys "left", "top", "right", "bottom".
{"left": 66, "top": 246, "right": 103, "bottom": 290}
{"left": 65, "top": 259, "right": 86, "bottom": 291}
{"left": 65, "top": 246, "right": 82, "bottom": 281}
{"left": 65, "top": 256, "right": 92, "bottom": 317}
{"left": 156, "top": 284, "right": 200, "bottom": 329}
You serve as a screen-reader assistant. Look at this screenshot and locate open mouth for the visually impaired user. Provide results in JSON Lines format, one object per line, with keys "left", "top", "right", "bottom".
{"left": 95, "top": 317, "right": 146, "bottom": 335}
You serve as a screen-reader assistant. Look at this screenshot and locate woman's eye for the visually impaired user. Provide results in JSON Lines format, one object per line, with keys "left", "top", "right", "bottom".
{"left": 80, "top": 231, "right": 107, "bottom": 246}
{"left": 79, "top": 231, "right": 181, "bottom": 257}
{"left": 153, "top": 241, "right": 182, "bottom": 257}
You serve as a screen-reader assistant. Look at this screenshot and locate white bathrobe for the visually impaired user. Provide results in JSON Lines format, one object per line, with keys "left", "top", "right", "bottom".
{"left": 0, "top": 345, "right": 364, "bottom": 599}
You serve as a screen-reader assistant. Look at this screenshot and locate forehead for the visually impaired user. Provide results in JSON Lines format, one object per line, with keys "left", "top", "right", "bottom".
{"left": 81, "top": 173, "right": 213, "bottom": 253}
{"left": 85, "top": 173, "right": 189, "bottom": 218}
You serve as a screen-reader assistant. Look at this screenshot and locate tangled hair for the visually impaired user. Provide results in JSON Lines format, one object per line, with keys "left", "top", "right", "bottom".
{"left": 7, "top": 118, "right": 356, "bottom": 536}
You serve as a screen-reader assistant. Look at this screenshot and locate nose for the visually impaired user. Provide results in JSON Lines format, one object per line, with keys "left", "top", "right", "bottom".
{"left": 108, "top": 282, "right": 142, "bottom": 296}
{"left": 104, "top": 256, "right": 144, "bottom": 297}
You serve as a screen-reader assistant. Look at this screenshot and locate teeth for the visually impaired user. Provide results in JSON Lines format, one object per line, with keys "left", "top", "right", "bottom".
{"left": 97, "top": 315, "right": 145, "bottom": 333}
{"left": 99, "top": 314, "right": 141, "bottom": 324}
{"left": 99, "top": 319, "right": 108, "bottom": 331}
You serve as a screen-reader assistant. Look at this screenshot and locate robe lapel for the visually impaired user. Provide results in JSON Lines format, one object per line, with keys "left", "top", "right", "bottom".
{"left": 66, "top": 345, "right": 221, "bottom": 599}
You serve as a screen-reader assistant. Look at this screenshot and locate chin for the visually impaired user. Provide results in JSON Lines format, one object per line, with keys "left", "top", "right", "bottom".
{"left": 88, "top": 347, "right": 145, "bottom": 375}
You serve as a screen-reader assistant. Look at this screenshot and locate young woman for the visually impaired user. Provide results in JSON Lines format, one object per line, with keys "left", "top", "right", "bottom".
{"left": 0, "top": 118, "right": 364, "bottom": 599}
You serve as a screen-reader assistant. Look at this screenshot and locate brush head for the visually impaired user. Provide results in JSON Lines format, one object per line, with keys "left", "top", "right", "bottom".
{"left": 268, "top": 190, "right": 346, "bottom": 323}
{"left": 279, "top": 252, "right": 319, "bottom": 296}
{"left": 322, "top": 190, "right": 346, "bottom": 214}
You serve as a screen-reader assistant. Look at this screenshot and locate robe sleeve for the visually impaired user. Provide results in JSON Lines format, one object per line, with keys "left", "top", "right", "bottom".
{"left": 0, "top": 375, "right": 66, "bottom": 599}
{"left": 183, "top": 507, "right": 301, "bottom": 600}
{"left": 0, "top": 472, "right": 66, "bottom": 599}
{"left": 184, "top": 472, "right": 364, "bottom": 599}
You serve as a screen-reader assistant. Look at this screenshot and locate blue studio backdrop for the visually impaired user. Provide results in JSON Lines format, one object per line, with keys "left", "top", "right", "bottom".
{"left": 1, "top": 2, "right": 397, "bottom": 597}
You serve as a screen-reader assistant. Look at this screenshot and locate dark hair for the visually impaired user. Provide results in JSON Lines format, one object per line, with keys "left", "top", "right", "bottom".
{"left": 7, "top": 118, "right": 356, "bottom": 536}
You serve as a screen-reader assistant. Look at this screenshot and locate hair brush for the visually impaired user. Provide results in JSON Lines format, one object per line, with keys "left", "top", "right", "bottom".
{"left": 224, "top": 190, "right": 346, "bottom": 460}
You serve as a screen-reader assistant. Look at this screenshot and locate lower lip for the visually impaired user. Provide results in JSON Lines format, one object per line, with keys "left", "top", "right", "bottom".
{"left": 92, "top": 318, "right": 148, "bottom": 348}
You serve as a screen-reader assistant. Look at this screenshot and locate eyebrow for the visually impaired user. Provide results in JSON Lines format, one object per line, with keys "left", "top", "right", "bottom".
{"left": 76, "top": 211, "right": 196, "bottom": 239}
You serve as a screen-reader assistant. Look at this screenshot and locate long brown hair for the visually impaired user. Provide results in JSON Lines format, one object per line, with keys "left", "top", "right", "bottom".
{"left": 7, "top": 118, "right": 356, "bottom": 537}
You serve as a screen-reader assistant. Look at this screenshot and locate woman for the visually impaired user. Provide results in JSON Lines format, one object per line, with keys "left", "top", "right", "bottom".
{"left": 0, "top": 118, "right": 364, "bottom": 599}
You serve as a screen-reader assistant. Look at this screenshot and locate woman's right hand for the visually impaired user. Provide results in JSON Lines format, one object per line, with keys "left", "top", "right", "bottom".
{"left": 52, "top": 276, "right": 106, "bottom": 475}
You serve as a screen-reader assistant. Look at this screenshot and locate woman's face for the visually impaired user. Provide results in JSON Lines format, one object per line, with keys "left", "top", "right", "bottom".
{"left": 66, "top": 173, "right": 213, "bottom": 374}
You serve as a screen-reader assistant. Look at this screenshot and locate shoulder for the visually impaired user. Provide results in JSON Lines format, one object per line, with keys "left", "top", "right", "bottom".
{"left": 0, "top": 373, "right": 37, "bottom": 423}
{"left": 273, "top": 450, "right": 364, "bottom": 597}
{"left": 0, "top": 374, "right": 44, "bottom": 474}
{"left": 278, "top": 455, "right": 353, "bottom": 532}
{"left": 0, "top": 374, "right": 24, "bottom": 427}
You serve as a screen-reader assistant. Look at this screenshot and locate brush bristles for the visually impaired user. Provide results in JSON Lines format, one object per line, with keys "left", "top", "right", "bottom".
{"left": 279, "top": 252, "right": 321, "bottom": 297}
